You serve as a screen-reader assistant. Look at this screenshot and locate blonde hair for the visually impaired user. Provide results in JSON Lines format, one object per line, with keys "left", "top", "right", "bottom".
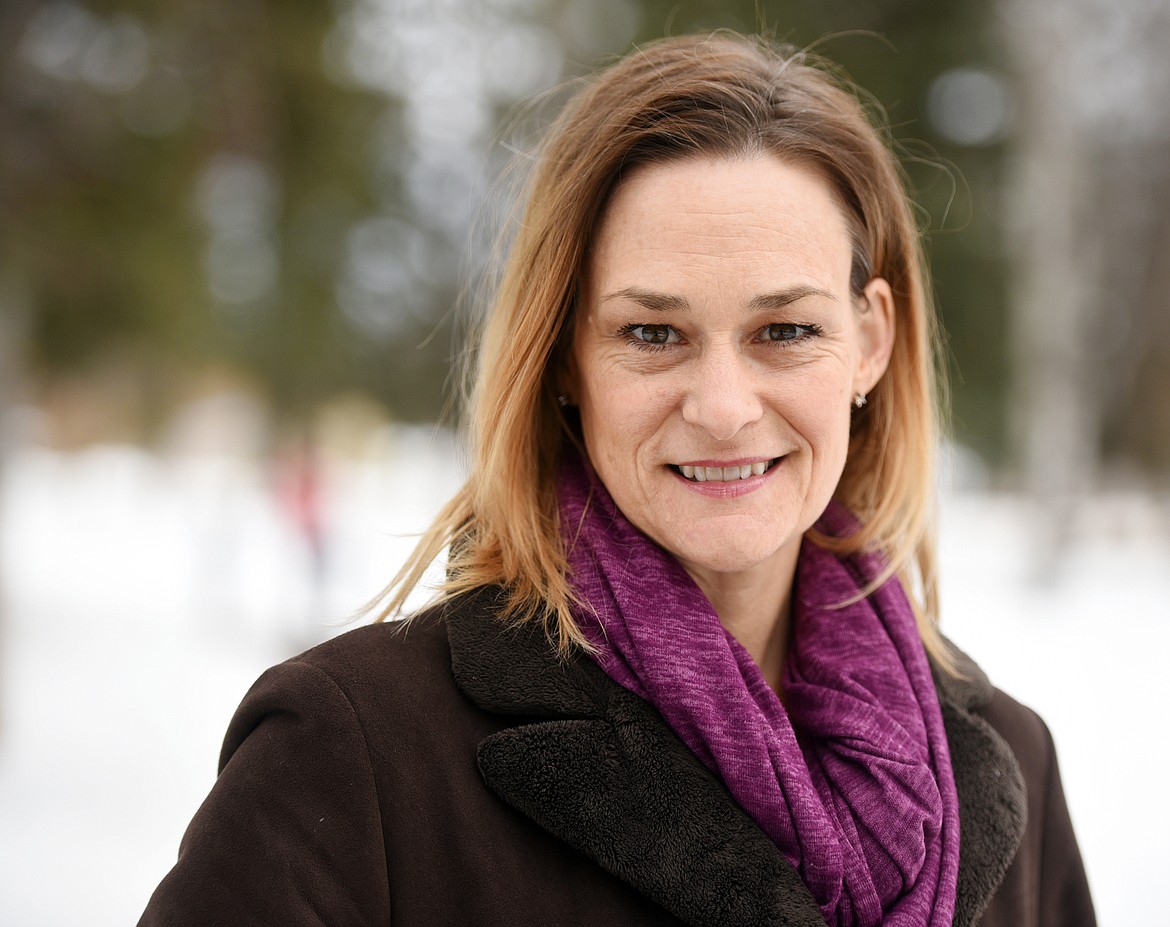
{"left": 376, "top": 33, "right": 954, "bottom": 673}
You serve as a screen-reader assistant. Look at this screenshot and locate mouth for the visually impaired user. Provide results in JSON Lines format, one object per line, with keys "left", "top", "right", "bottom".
{"left": 668, "top": 458, "right": 781, "bottom": 483}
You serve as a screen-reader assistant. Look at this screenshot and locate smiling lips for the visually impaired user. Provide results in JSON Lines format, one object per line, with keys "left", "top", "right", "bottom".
{"left": 672, "top": 458, "right": 779, "bottom": 483}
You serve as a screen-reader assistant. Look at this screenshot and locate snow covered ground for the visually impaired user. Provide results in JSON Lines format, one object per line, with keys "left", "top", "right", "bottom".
{"left": 0, "top": 434, "right": 1165, "bottom": 924}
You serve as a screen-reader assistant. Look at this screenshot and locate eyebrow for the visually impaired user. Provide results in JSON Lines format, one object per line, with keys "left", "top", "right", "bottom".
{"left": 602, "top": 284, "right": 836, "bottom": 311}
{"left": 601, "top": 287, "right": 688, "bottom": 312}
{"left": 749, "top": 285, "right": 837, "bottom": 310}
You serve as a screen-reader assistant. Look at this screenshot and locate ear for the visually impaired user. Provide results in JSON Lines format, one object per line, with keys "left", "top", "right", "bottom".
{"left": 853, "top": 276, "right": 895, "bottom": 396}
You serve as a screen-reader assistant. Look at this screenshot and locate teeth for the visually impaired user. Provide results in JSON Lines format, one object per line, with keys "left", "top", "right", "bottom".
{"left": 676, "top": 460, "right": 775, "bottom": 482}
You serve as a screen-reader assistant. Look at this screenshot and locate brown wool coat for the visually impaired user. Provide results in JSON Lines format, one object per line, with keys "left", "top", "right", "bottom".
{"left": 139, "top": 587, "right": 1096, "bottom": 926}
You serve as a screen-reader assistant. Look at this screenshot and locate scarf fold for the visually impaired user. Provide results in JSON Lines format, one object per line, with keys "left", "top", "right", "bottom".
{"left": 557, "top": 452, "right": 959, "bottom": 927}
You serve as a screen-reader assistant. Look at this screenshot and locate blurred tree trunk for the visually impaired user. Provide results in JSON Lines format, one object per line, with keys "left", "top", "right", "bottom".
{"left": 0, "top": 0, "right": 42, "bottom": 737}
{"left": 1000, "top": 0, "right": 1170, "bottom": 570}
{"left": 0, "top": 276, "right": 30, "bottom": 736}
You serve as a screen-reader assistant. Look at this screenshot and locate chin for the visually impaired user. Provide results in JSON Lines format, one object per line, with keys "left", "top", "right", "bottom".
{"left": 670, "top": 534, "right": 796, "bottom": 578}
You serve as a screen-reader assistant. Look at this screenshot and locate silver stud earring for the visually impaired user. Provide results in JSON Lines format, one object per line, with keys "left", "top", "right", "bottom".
{"left": 853, "top": 392, "right": 868, "bottom": 409}
{"left": 557, "top": 394, "right": 569, "bottom": 407}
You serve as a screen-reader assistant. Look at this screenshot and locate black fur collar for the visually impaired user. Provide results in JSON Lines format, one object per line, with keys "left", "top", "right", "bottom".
{"left": 446, "top": 588, "right": 1025, "bottom": 927}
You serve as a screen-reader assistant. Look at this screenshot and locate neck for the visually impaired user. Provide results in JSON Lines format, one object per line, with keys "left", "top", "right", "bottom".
{"left": 683, "top": 545, "right": 800, "bottom": 692}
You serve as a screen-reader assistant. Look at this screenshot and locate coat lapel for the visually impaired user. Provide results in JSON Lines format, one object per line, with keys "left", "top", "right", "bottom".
{"left": 446, "top": 588, "right": 822, "bottom": 927}
{"left": 446, "top": 589, "right": 1025, "bottom": 927}
{"left": 934, "top": 647, "right": 1029, "bottom": 927}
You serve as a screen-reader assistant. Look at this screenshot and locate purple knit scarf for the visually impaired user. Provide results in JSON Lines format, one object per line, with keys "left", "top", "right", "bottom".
{"left": 558, "top": 453, "right": 960, "bottom": 927}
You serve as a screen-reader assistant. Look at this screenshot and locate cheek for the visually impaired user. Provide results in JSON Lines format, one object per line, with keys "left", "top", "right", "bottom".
{"left": 578, "top": 370, "right": 674, "bottom": 461}
{"left": 811, "top": 408, "right": 854, "bottom": 492}
{"left": 772, "top": 370, "right": 853, "bottom": 468}
{"left": 585, "top": 379, "right": 659, "bottom": 456}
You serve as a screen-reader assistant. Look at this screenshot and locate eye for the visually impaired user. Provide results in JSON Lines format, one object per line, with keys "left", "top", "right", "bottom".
{"left": 621, "top": 323, "right": 680, "bottom": 347}
{"left": 760, "top": 323, "right": 822, "bottom": 344}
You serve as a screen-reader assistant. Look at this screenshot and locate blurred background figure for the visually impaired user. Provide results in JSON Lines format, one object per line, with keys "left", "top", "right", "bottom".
{"left": 0, "top": 0, "right": 1166, "bottom": 924}
{"left": 273, "top": 431, "right": 329, "bottom": 642}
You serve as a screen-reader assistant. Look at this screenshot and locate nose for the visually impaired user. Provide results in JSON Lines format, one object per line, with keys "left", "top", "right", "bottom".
{"left": 680, "top": 345, "right": 764, "bottom": 441}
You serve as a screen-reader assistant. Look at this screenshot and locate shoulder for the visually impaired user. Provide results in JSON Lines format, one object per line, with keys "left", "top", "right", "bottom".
{"left": 286, "top": 587, "right": 511, "bottom": 686}
{"left": 966, "top": 684, "right": 1065, "bottom": 841}
{"left": 934, "top": 645, "right": 1057, "bottom": 794}
{"left": 139, "top": 609, "right": 479, "bottom": 925}
{"left": 286, "top": 610, "right": 453, "bottom": 696}
{"left": 219, "top": 605, "right": 496, "bottom": 773}
{"left": 935, "top": 646, "right": 1096, "bottom": 927}
{"left": 978, "top": 687, "right": 1057, "bottom": 786}
{"left": 233, "top": 611, "right": 451, "bottom": 712}
{"left": 977, "top": 687, "right": 1096, "bottom": 926}
{"left": 933, "top": 644, "right": 1053, "bottom": 777}
{"left": 934, "top": 644, "right": 1066, "bottom": 828}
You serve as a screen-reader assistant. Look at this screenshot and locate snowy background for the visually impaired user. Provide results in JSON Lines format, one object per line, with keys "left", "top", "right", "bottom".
{"left": 0, "top": 432, "right": 1165, "bottom": 924}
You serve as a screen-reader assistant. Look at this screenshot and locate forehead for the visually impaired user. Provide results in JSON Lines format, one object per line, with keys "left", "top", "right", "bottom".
{"left": 585, "top": 155, "right": 854, "bottom": 298}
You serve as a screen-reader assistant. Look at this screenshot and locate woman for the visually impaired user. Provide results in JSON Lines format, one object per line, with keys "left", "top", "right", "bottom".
{"left": 140, "top": 34, "right": 1095, "bottom": 926}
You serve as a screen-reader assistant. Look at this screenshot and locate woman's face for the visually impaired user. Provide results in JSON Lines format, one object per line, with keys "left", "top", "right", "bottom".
{"left": 568, "top": 155, "right": 894, "bottom": 590}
